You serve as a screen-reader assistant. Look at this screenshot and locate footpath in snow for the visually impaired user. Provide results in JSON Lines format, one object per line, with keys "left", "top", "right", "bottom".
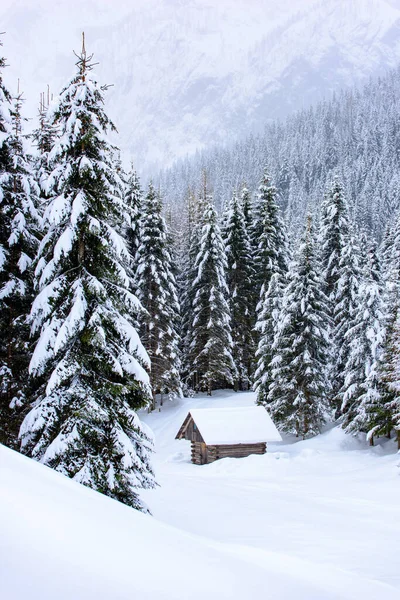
{"left": 1, "top": 390, "right": 399, "bottom": 599}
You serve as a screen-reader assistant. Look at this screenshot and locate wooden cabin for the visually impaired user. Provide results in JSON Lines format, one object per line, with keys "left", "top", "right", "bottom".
{"left": 176, "top": 406, "right": 282, "bottom": 465}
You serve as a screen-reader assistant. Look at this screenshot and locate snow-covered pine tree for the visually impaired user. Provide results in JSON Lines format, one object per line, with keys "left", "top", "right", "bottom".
{"left": 0, "top": 91, "right": 40, "bottom": 448}
{"left": 19, "top": 39, "right": 155, "bottom": 511}
{"left": 0, "top": 37, "right": 10, "bottom": 152}
{"left": 252, "top": 169, "right": 289, "bottom": 335}
{"left": 320, "top": 177, "right": 350, "bottom": 302}
{"left": 268, "top": 216, "right": 331, "bottom": 438}
{"left": 124, "top": 166, "right": 142, "bottom": 262}
{"left": 135, "top": 183, "right": 181, "bottom": 408}
{"left": 241, "top": 184, "right": 252, "bottom": 234}
{"left": 254, "top": 272, "right": 284, "bottom": 406}
{"left": 319, "top": 177, "right": 360, "bottom": 410}
{"left": 359, "top": 233, "right": 400, "bottom": 447}
{"left": 188, "top": 197, "right": 235, "bottom": 395}
{"left": 0, "top": 37, "right": 12, "bottom": 443}
{"left": 222, "top": 191, "right": 254, "bottom": 389}
{"left": 252, "top": 169, "right": 288, "bottom": 302}
{"left": 359, "top": 291, "right": 400, "bottom": 447}
{"left": 333, "top": 231, "right": 361, "bottom": 412}
{"left": 180, "top": 182, "right": 207, "bottom": 390}
{"left": 341, "top": 237, "right": 384, "bottom": 432}
{"left": 32, "top": 89, "right": 59, "bottom": 207}
{"left": 378, "top": 312, "right": 400, "bottom": 449}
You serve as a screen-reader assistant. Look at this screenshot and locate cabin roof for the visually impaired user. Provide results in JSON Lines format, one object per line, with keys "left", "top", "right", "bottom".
{"left": 176, "top": 406, "right": 282, "bottom": 445}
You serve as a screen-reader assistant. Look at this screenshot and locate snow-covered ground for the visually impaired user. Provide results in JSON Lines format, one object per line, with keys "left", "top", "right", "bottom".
{"left": 141, "top": 390, "right": 400, "bottom": 598}
{"left": 1, "top": 390, "right": 399, "bottom": 599}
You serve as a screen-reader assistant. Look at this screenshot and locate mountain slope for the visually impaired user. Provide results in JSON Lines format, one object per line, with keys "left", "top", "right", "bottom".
{"left": 3, "top": 439, "right": 393, "bottom": 600}
{"left": 1, "top": 0, "right": 400, "bottom": 172}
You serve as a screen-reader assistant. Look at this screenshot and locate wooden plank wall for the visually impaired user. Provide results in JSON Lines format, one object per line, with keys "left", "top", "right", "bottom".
{"left": 191, "top": 442, "right": 266, "bottom": 465}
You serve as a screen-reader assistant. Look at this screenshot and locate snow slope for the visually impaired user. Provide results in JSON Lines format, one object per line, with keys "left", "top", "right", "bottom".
{"left": 2, "top": 0, "right": 400, "bottom": 171}
{"left": 141, "top": 390, "right": 400, "bottom": 598}
{"left": 2, "top": 390, "right": 399, "bottom": 599}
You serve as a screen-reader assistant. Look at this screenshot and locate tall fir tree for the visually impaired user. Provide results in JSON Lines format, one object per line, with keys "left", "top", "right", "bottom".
{"left": 268, "top": 216, "right": 331, "bottom": 438}
{"left": 319, "top": 177, "right": 360, "bottom": 410}
{"left": 32, "top": 89, "right": 59, "bottom": 207}
{"left": 252, "top": 169, "right": 289, "bottom": 352}
{"left": 332, "top": 231, "right": 361, "bottom": 411}
{"left": 341, "top": 238, "right": 384, "bottom": 432}
{"left": 123, "top": 166, "right": 142, "bottom": 262}
{"left": 19, "top": 39, "right": 155, "bottom": 511}
{"left": 241, "top": 184, "right": 252, "bottom": 234}
{"left": 180, "top": 183, "right": 207, "bottom": 389}
{"left": 378, "top": 311, "right": 400, "bottom": 449}
{"left": 0, "top": 38, "right": 13, "bottom": 442}
{"left": 254, "top": 272, "right": 284, "bottom": 406}
{"left": 222, "top": 191, "right": 254, "bottom": 389}
{"left": 320, "top": 177, "right": 350, "bottom": 301}
{"left": 135, "top": 183, "right": 182, "bottom": 408}
{"left": 252, "top": 169, "right": 288, "bottom": 307}
{"left": 188, "top": 197, "right": 235, "bottom": 394}
{"left": 0, "top": 91, "right": 40, "bottom": 447}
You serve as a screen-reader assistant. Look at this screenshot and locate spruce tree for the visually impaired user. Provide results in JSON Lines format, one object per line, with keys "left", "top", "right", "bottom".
{"left": 268, "top": 216, "right": 331, "bottom": 437}
{"left": 252, "top": 169, "right": 289, "bottom": 358}
{"left": 319, "top": 177, "right": 360, "bottom": 410}
{"left": 0, "top": 38, "right": 12, "bottom": 442}
{"left": 341, "top": 239, "right": 384, "bottom": 431}
{"left": 188, "top": 198, "right": 235, "bottom": 394}
{"left": 32, "top": 90, "right": 59, "bottom": 206}
{"left": 124, "top": 166, "right": 142, "bottom": 261}
{"left": 254, "top": 272, "right": 284, "bottom": 406}
{"left": 0, "top": 92, "right": 40, "bottom": 447}
{"left": 180, "top": 185, "right": 206, "bottom": 390}
{"left": 332, "top": 232, "right": 361, "bottom": 410}
{"left": 19, "top": 40, "right": 155, "bottom": 511}
{"left": 241, "top": 184, "right": 252, "bottom": 234}
{"left": 222, "top": 191, "right": 254, "bottom": 389}
{"left": 135, "top": 183, "right": 181, "bottom": 407}
{"left": 359, "top": 297, "right": 399, "bottom": 446}
{"left": 320, "top": 177, "right": 350, "bottom": 301}
{"left": 252, "top": 169, "right": 288, "bottom": 308}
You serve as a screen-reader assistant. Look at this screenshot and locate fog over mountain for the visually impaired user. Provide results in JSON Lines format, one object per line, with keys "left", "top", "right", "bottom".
{"left": 2, "top": 0, "right": 400, "bottom": 172}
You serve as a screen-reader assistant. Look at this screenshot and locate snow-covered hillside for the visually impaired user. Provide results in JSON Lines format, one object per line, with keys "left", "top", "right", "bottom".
{"left": 2, "top": 390, "right": 399, "bottom": 599}
{"left": 1, "top": 0, "right": 400, "bottom": 172}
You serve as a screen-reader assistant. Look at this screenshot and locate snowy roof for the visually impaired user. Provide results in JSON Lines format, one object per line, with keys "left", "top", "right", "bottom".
{"left": 181, "top": 406, "right": 282, "bottom": 445}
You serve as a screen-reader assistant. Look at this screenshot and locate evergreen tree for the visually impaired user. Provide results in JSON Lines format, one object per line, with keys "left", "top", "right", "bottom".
{"left": 32, "top": 90, "right": 59, "bottom": 206}
{"left": 180, "top": 184, "right": 206, "bottom": 390}
{"left": 252, "top": 169, "right": 289, "bottom": 348}
{"left": 20, "top": 41, "right": 155, "bottom": 511}
{"left": 320, "top": 177, "right": 350, "bottom": 302}
{"left": 332, "top": 231, "right": 361, "bottom": 410}
{"left": 135, "top": 183, "right": 181, "bottom": 407}
{"left": 341, "top": 239, "right": 384, "bottom": 431}
{"left": 268, "top": 216, "right": 331, "bottom": 437}
{"left": 360, "top": 295, "right": 400, "bottom": 446}
{"left": 0, "top": 92, "right": 40, "bottom": 447}
{"left": 124, "top": 166, "right": 142, "bottom": 261}
{"left": 188, "top": 198, "right": 235, "bottom": 394}
{"left": 320, "top": 177, "right": 360, "bottom": 409}
{"left": 252, "top": 169, "right": 288, "bottom": 307}
{"left": 0, "top": 36, "right": 11, "bottom": 154}
{"left": 222, "top": 191, "right": 254, "bottom": 389}
{"left": 254, "top": 272, "right": 284, "bottom": 406}
{"left": 379, "top": 312, "right": 400, "bottom": 449}
{"left": 0, "top": 38, "right": 12, "bottom": 441}
{"left": 241, "top": 184, "right": 252, "bottom": 234}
